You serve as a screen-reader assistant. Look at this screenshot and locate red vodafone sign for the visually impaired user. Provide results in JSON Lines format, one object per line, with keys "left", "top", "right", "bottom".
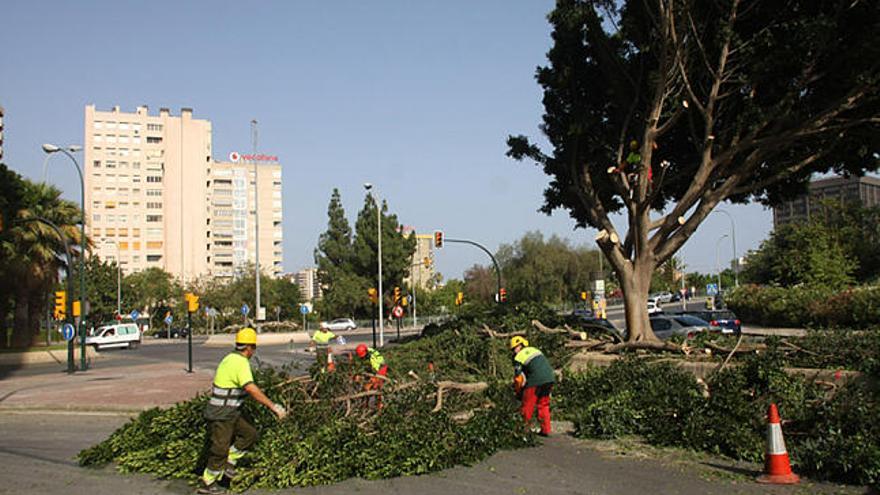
{"left": 229, "top": 151, "right": 279, "bottom": 163}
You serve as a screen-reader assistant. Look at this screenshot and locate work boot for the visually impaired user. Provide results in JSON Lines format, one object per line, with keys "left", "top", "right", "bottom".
{"left": 223, "top": 464, "right": 238, "bottom": 480}
{"left": 196, "top": 481, "right": 226, "bottom": 494}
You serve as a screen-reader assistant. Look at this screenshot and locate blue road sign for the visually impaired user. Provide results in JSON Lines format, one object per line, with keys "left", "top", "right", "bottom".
{"left": 61, "top": 323, "right": 76, "bottom": 341}
{"left": 129, "top": 310, "right": 140, "bottom": 321}
{"left": 164, "top": 314, "right": 173, "bottom": 326}
{"left": 241, "top": 303, "right": 250, "bottom": 316}
{"left": 706, "top": 283, "right": 719, "bottom": 296}
{"left": 300, "top": 304, "right": 310, "bottom": 315}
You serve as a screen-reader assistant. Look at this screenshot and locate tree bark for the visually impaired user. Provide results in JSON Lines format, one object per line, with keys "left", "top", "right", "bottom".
{"left": 11, "top": 287, "right": 32, "bottom": 349}
{"left": 620, "top": 257, "right": 660, "bottom": 343}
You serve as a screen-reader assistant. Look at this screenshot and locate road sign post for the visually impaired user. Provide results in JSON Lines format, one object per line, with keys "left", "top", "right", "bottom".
{"left": 299, "top": 304, "right": 309, "bottom": 333}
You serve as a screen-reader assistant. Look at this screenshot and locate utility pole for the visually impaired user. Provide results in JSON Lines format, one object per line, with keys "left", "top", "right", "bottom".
{"left": 252, "top": 120, "right": 261, "bottom": 332}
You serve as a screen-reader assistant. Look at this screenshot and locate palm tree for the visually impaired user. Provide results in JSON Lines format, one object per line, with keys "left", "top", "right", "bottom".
{"left": 2, "top": 179, "right": 82, "bottom": 348}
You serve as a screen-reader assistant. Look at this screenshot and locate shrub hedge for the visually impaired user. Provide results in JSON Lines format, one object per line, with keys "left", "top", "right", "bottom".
{"left": 556, "top": 349, "right": 880, "bottom": 486}
{"left": 726, "top": 284, "right": 880, "bottom": 328}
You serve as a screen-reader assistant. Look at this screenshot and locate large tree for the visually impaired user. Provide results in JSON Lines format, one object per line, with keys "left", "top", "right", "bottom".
{"left": 0, "top": 173, "right": 82, "bottom": 348}
{"left": 314, "top": 189, "right": 366, "bottom": 318}
{"left": 508, "top": 0, "right": 879, "bottom": 345}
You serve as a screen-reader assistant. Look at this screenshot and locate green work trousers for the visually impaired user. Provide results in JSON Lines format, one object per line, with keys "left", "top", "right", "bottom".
{"left": 206, "top": 416, "right": 257, "bottom": 471}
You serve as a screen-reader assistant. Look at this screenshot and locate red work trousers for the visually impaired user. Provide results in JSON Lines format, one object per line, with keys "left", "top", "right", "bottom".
{"left": 520, "top": 384, "right": 552, "bottom": 435}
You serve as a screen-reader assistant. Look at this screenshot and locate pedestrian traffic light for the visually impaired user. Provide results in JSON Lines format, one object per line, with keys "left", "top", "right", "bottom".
{"left": 499, "top": 288, "right": 507, "bottom": 303}
{"left": 433, "top": 230, "right": 444, "bottom": 249}
{"left": 393, "top": 286, "right": 401, "bottom": 303}
{"left": 455, "top": 291, "right": 463, "bottom": 306}
{"left": 185, "top": 292, "right": 200, "bottom": 313}
{"left": 54, "top": 291, "right": 66, "bottom": 320}
{"left": 368, "top": 287, "right": 378, "bottom": 304}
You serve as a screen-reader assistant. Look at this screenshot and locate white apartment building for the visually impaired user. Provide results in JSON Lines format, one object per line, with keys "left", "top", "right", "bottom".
{"left": 84, "top": 105, "right": 282, "bottom": 280}
{"left": 292, "top": 268, "right": 322, "bottom": 301}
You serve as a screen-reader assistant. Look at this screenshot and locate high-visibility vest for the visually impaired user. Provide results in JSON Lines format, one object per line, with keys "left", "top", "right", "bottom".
{"left": 312, "top": 329, "right": 336, "bottom": 348}
{"left": 208, "top": 352, "right": 253, "bottom": 410}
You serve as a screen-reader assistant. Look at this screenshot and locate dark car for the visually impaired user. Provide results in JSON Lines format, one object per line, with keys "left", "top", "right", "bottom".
{"left": 649, "top": 314, "right": 721, "bottom": 340}
{"left": 676, "top": 310, "right": 741, "bottom": 334}
{"left": 572, "top": 308, "right": 594, "bottom": 319}
{"left": 152, "top": 327, "right": 189, "bottom": 339}
{"left": 569, "top": 313, "right": 625, "bottom": 341}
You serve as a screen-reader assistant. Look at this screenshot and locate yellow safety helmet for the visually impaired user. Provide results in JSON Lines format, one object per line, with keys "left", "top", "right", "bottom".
{"left": 235, "top": 327, "right": 258, "bottom": 346}
{"left": 509, "top": 336, "right": 529, "bottom": 349}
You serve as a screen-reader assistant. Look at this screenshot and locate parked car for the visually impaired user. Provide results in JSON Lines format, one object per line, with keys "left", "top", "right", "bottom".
{"left": 568, "top": 313, "right": 626, "bottom": 341}
{"left": 85, "top": 323, "right": 141, "bottom": 350}
{"left": 676, "top": 310, "right": 741, "bottom": 334}
{"left": 649, "top": 314, "right": 721, "bottom": 340}
{"left": 152, "top": 327, "right": 189, "bottom": 339}
{"left": 571, "top": 308, "right": 594, "bottom": 319}
{"left": 647, "top": 298, "right": 663, "bottom": 314}
{"left": 651, "top": 291, "right": 674, "bottom": 303}
{"left": 323, "top": 318, "right": 357, "bottom": 332}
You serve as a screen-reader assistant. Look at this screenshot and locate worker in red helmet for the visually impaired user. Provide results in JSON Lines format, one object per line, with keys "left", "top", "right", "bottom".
{"left": 355, "top": 343, "right": 388, "bottom": 377}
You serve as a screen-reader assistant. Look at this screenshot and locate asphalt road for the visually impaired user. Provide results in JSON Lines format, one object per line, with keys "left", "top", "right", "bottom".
{"left": 0, "top": 327, "right": 422, "bottom": 380}
{"left": 0, "top": 411, "right": 863, "bottom": 495}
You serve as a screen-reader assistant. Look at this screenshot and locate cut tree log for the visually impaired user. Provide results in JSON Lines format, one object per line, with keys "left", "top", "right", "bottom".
{"left": 603, "top": 340, "right": 684, "bottom": 354}
{"left": 478, "top": 325, "right": 525, "bottom": 339}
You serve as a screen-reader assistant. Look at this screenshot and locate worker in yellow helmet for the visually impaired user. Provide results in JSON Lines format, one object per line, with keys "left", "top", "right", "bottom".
{"left": 199, "top": 328, "right": 286, "bottom": 494}
{"left": 510, "top": 336, "right": 555, "bottom": 437}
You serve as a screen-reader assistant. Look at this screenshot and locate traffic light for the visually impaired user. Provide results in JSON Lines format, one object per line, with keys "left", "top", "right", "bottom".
{"left": 393, "top": 286, "right": 401, "bottom": 303}
{"left": 185, "top": 292, "right": 200, "bottom": 313}
{"left": 54, "top": 291, "right": 66, "bottom": 320}
{"left": 580, "top": 291, "right": 588, "bottom": 301}
{"left": 499, "top": 288, "right": 507, "bottom": 303}
{"left": 72, "top": 301, "right": 81, "bottom": 318}
{"left": 455, "top": 291, "right": 464, "bottom": 306}
{"left": 368, "top": 287, "right": 378, "bottom": 304}
{"left": 401, "top": 295, "right": 408, "bottom": 307}
{"left": 433, "top": 230, "right": 444, "bottom": 249}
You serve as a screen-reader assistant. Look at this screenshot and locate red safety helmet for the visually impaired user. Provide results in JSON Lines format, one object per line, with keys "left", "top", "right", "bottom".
{"left": 356, "top": 344, "right": 368, "bottom": 358}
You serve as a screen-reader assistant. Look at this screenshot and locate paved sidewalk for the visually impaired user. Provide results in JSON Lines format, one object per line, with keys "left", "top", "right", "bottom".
{"left": 0, "top": 362, "right": 213, "bottom": 412}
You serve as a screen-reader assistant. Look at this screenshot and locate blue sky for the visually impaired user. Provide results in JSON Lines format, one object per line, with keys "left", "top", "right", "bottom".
{"left": 1, "top": 1, "right": 773, "bottom": 280}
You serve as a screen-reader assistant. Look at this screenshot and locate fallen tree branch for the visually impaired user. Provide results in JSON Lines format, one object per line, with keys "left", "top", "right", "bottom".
{"left": 603, "top": 340, "right": 684, "bottom": 354}
{"left": 432, "top": 381, "right": 489, "bottom": 413}
{"left": 705, "top": 340, "right": 765, "bottom": 354}
{"left": 478, "top": 324, "right": 526, "bottom": 338}
{"left": 780, "top": 339, "right": 821, "bottom": 356}
{"left": 716, "top": 333, "right": 745, "bottom": 373}
{"left": 531, "top": 320, "right": 585, "bottom": 339}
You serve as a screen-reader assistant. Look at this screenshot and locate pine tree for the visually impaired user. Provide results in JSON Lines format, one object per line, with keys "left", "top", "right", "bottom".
{"left": 314, "top": 189, "right": 366, "bottom": 318}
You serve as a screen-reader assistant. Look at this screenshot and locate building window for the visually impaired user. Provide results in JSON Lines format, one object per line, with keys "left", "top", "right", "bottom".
{"left": 92, "top": 214, "right": 101, "bottom": 221}
{"left": 147, "top": 202, "right": 162, "bottom": 209}
{"left": 146, "top": 136, "right": 162, "bottom": 144}
{"left": 146, "top": 254, "right": 162, "bottom": 262}
{"left": 147, "top": 176, "right": 162, "bottom": 183}
{"left": 147, "top": 123, "right": 163, "bottom": 131}
{"left": 92, "top": 160, "right": 101, "bottom": 168}
{"left": 146, "top": 215, "right": 162, "bottom": 222}
{"left": 146, "top": 189, "right": 162, "bottom": 197}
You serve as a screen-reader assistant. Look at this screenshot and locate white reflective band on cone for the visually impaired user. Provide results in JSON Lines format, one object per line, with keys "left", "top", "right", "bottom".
{"left": 767, "top": 423, "right": 787, "bottom": 455}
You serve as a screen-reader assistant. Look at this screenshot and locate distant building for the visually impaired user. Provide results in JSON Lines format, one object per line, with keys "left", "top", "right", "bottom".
{"left": 83, "top": 104, "right": 283, "bottom": 280}
{"left": 401, "top": 230, "right": 436, "bottom": 290}
{"left": 772, "top": 175, "right": 880, "bottom": 229}
{"left": 293, "top": 268, "right": 322, "bottom": 302}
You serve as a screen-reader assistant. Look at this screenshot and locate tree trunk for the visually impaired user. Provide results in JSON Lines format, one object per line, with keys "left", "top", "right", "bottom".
{"left": 11, "top": 288, "right": 32, "bottom": 349}
{"left": 621, "top": 258, "right": 660, "bottom": 343}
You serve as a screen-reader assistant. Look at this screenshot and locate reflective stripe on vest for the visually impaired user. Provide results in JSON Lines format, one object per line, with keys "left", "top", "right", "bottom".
{"left": 209, "top": 385, "right": 246, "bottom": 407}
{"left": 514, "top": 347, "right": 543, "bottom": 366}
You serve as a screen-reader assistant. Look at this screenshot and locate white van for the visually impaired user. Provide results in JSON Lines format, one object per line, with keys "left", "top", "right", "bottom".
{"left": 86, "top": 323, "right": 142, "bottom": 350}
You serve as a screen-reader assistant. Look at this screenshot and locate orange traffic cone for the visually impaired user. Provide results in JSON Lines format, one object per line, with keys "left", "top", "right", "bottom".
{"left": 757, "top": 403, "right": 800, "bottom": 484}
{"left": 327, "top": 352, "right": 336, "bottom": 373}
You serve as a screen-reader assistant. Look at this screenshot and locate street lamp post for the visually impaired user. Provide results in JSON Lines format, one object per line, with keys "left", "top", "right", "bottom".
{"left": 715, "top": 234, "right": 730, "bottom": 294}
{"left": 251, "top": 120, "right": 262, "bottom": 331}
{"left": 104, "top": 241, "right": 121, "bottom": 316}
{"left": 43, "top": 143, "right": 87, "bottom": 371}
{"left": 364, "top": 183, "right": 384, "bottom": 347}
{"left": 713, "top": 209, "right": 738, "bottom": 287}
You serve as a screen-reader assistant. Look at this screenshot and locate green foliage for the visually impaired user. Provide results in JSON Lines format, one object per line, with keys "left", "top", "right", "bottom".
{"left": 727, "top": 284, "right": 880, "bottom": 328}
{"left": 313, "top": 189, "right": 417, "bottom": 319}
{"left": 77, "top": 307, "right": 556, "bottom": 489}
{"left": 494, "top": 231, "right": 603, "bottom": 306}
{"left": 743, "top": 220, "right": 856, "bottom": 289}
{"left": 557, "top": 349, "right": 880, "bottom": 485}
